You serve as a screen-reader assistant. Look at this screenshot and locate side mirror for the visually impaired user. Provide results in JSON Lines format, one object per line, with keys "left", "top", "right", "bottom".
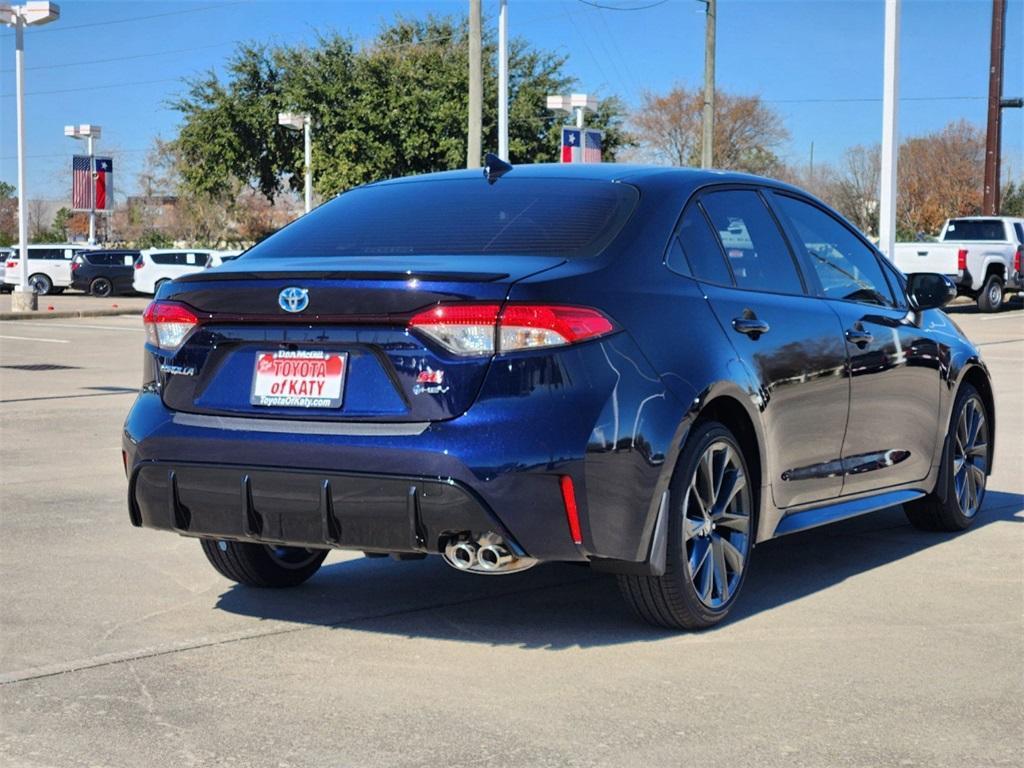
{"left": 906, "top": 272, "right": 957, "bottom": 310}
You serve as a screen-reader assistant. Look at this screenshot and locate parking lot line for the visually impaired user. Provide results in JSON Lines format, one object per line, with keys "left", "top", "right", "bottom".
{"left": 0, "top": 334, "right": 69, "bottom": 344}
{"left": 0, "top": 321, "right": 141, "bottom": 332}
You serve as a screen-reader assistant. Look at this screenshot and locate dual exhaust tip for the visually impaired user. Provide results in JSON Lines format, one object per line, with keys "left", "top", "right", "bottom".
{"left": 444, "top": 533, "right": 536, "bottom": 575}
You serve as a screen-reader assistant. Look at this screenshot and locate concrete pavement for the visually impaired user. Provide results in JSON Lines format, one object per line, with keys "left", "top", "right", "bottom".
{"left": 0, "top": 307, "right": 1021, "bottom": 767}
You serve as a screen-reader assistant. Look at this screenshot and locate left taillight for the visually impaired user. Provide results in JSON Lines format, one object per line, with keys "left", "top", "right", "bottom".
{"left": 408, "top": 303, "right": 615, "bottom": 356}
{"left": 143, "top": 300, "right": 199, "bottom": 350}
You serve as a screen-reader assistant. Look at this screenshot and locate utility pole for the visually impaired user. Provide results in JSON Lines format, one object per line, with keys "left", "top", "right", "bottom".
{"left": 467, "top": 0, "right": 482, "bottom": 168}
{"left": 983, "top": 0, "right": 1006, "bottom": 215}
{"left": 497, "top": 0, "right": 509, "bottom": 161}
{"left": 878, "top": 0, "right": 900, "bottom": 260}
{"left": 700, "top": 0, "right": 716, "bottom": 169}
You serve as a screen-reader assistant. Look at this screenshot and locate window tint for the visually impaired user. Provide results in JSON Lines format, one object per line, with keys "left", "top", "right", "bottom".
{"left": 943, "top": 219, "right": 1006, "bottom": 241}
{"left": 1014, "top": 223, "right": 1024, "bottom": 245}
{"left": 664, "top": 236, "right": 690, "bottom": 277}
{"left": 700, "top": 190, "right": 804, "bottom": 294}
{"left": 244, "top": 178, "right": 639, "bottom": 260}
{"left": 774, "top": 194, "right": 894, "bottom": 306}
{"left": 150, "top": 252, "right": 181, "bottom": 265}
{"left": 676, "top": 203, "right": 731, "bottom": 284}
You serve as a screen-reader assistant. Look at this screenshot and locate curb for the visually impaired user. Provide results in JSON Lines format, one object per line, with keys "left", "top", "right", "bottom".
{"left": 0, "top": 308, "right": 143, "bottom": 321}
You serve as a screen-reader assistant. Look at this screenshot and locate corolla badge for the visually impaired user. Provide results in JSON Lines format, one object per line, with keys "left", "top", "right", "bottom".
{"left": 278, "top": 287, "right": 309, "bottom": 313}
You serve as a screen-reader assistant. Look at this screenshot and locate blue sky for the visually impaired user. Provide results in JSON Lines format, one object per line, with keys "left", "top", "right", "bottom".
{"left": 1, "top": 0, "right": 1021, "bottom": 201}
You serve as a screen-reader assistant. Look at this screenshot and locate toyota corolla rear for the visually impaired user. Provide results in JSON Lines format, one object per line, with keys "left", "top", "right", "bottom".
{"left": 123, "top": 168, "right": 677, "bottom": 575}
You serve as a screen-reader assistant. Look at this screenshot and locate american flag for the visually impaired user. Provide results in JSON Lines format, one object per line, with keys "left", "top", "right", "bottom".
{"left": 561, "top": 128, "right": 602, "bottom": 164}
{"left": 583, "top": 130, "right": 602, "bottom": 163}
{"left": 72, "top": 155, "right": 91, "bottom": 210}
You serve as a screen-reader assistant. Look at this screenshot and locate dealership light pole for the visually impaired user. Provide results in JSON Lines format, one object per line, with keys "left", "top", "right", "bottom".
{"left": 878, "top": 0, "right": 900, "bottom": 260}
{"left": 278, "top": 112, "right": 312, "bottom": 214}
{"left": 64, "top": 123, "right": 101, "bottom": 245}
{"left": 497, "top": 0, "right": 509, "bottom": 160}
{"left": 2, "top": 1, "right": 60, "bottom": 312}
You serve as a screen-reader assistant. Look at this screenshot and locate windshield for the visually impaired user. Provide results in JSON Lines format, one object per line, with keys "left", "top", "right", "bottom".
{"left": 242, "top": 177, "right": 639, "bottom": 260}
{"left": 943, "top": 219, "right": 1006, "bottom": 241}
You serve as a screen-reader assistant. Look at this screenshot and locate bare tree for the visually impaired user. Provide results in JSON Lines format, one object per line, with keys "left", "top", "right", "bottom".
{"left": 631, "top": 84, "right": 789, "bottom": 175}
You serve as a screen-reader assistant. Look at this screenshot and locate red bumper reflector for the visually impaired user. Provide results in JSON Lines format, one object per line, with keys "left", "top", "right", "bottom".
{"left": 560, "top": 475, "right": 583, "bottom": 545}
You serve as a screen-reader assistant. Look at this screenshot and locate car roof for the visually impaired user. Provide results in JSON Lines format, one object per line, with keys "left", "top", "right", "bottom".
{"left": 142, "top": 248, "right": 213, "bottom": 254}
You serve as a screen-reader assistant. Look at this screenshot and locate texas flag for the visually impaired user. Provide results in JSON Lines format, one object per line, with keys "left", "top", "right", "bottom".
{"left": 93, "top": 157, "right": 113, "bottom": 211}
{"left": 561, "top": 128, "right": 581, "bottom": 163}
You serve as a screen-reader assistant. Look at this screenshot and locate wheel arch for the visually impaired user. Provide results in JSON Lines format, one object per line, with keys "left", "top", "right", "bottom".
{"left": 960, "top": 364, "right": 996, "bottom": 474}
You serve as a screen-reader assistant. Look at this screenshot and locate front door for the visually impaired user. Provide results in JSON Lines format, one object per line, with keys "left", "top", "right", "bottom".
{"left": 769, "top": 193, "right": 943, "bottom": 495}
{"left": 680, "top": 189, "right": 850, "bottom": 509}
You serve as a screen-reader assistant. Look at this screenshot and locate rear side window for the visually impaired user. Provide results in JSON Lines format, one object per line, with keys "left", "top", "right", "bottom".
{"left": 1014, "top": 223, "right": 1024, "bottom": 245}
{"left": 675, "top": 203, "right": 731, "bottom": 284}
{"left": 150, "top": 253, "right": 179, "bottom": 265}
{"left": 773, "top": 194, "right": 895, "bottom": 307}
{"left": 943, "top": 219, "right": 1006, "bottom": 241}
{"left": 700, "top": 190, "right": 804, "bottom": 295}
{"left": 243, "top": 178, "right": 639, "bottom": 260}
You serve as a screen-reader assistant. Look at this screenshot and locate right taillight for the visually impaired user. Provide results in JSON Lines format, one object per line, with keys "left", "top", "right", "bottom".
{"left": 143, "top": 300, "right": 199, "bottom": 350}
{"left": 957, "top": 249, "right": 968, "bottom": 271}
{"left": 1014, "top": 245, "right": 1022, "bottom": 274}
{"left": 408, "top": 303, "right": 615, "bottom": 356}
{"left": 5, "top": 261, "right": 16, "bottom": 269}
{"left": 134, "top": 257, "right": 145, "bottom": 269}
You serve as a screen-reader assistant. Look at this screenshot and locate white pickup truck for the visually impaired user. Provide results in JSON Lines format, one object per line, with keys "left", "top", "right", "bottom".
{"left": 893, "top": 216, "right": 1024, "bottom": 312}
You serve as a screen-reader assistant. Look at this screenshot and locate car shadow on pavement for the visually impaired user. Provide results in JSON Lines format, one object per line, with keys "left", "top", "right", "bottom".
{"left": 946, "top": 294, "right": 1023, "bottom": 315}
{"left": 213, "top": 490, "right": 1022, "bottom": 649}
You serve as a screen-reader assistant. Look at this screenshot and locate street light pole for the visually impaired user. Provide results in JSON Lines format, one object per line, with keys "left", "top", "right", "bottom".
{"left": 467, "top": 0, "right": 482, "bottom": 168}
{"left": 2, "top": 1, "right": 61, "bottom": 313}
{"left": 878, "top": 0, "right": 900, "bottom": 260}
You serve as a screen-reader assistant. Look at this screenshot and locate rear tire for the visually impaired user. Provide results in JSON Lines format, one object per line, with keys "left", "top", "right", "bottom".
{"left": 89, "top": 277, "right": 113, "bottom": 297}
{"left": 200, "top": 539, "right": 328, "bottom": 587}
{"left": 28, "top": 273, "right": 52, "bottom": 295}
{"left": 977, "top": 274, "right": 1004, "bottom": 312}
{"left": 618, "top": 421, "right": 755, "bottom": 630}
{"left": 905, "top": 384, "right": 989, "bottom": 532}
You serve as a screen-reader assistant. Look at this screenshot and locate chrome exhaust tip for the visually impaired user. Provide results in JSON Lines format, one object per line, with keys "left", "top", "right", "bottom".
{"left": 445, "top": 539, "right": 478, "bottom": 570}
{"left": 476, "top": 543, "right": 514, "bottom": 571}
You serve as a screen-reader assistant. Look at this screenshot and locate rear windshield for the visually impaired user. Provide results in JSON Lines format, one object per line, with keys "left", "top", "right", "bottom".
{"left": 242, "top": 178, "right": 639, "bottom": 260}
{"left": 943, "top": 219, "right": 1007, "bottom": 241}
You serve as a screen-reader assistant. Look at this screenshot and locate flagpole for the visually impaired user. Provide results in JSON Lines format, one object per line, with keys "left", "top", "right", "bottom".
{"left": 87, "top": 133, "right": 96, "bottom": 245}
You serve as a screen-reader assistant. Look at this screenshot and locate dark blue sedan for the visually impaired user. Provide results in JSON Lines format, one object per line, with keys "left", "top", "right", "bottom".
{"left": 123, "top": 162, "right": 994, "bottom": 629}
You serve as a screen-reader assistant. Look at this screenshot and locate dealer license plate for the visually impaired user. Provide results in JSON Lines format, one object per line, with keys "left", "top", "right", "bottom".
{"left": 250, "top": 350, "right": 347, "bottom": 408}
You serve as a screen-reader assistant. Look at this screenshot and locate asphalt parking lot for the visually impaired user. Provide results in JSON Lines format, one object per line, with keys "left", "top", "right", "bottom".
{"left": 0, "top": 302, "right": 1021, "bottom": 768}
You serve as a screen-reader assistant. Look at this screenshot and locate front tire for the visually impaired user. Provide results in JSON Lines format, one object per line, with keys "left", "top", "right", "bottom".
{"left": 905, "top": 384, "right": 989, "bottom": 531}
{"left": 977, "top": 274, "right": 1004, "bottom": 312}
{"left": 619, "top": 421, "right": 755, "bottom": 630}
{"left": 200, "top": 539, "right": 328, "bottom": 587}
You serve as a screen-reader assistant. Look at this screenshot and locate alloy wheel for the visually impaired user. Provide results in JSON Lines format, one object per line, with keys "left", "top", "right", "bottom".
{"left": 953, "top": 396, "right": 988, "bottom": 518}
{"left": 264, "top": 545, "right": 324, "bottom": 570}
{"left": 683, "top": 440, "right": 752, "bottom": 609}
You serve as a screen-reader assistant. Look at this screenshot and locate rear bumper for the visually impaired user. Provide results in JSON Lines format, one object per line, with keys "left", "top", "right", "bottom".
{"left": 130, "top": 460, "right": 511, "bottom": 555}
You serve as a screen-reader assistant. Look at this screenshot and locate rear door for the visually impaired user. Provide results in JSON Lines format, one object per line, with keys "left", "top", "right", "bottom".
{"left": 770, "top": 192, "right": 942, "bottom": 495}
{"left": 680, "top": 188, "right": 849, "bottom": 508}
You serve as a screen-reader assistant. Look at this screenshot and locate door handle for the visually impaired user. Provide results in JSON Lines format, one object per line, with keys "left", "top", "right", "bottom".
{"left": 845, "top": 326, "right": 874, "bottom": 348}
{"left": 731, "top": 316, "right": 770, "bottom": 339}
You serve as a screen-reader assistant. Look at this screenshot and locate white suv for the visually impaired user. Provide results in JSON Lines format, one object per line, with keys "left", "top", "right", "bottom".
{"left": 132, "top": 249, "right": 215, "bottom": 295}
{"left": 2, "top": 243, "right": 94, "bottom": 295}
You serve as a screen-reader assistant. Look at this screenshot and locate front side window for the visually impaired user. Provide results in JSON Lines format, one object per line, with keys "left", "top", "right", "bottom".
{"left": 700, "top": 190, "right": 804, "bottom": 295}
{"left": 774, "top": 194, "right": 894, "bottom": 307}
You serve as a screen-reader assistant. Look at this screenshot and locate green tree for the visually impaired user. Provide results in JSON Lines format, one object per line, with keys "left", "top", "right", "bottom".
{"left": 1001, "top": 179, "right": 1024, "bottom": 217}
{"left": 0, "top": 180, "right": 15, "bottom": 246}
{"left": 171, "top": 15, "right": 630, "bottom": 204}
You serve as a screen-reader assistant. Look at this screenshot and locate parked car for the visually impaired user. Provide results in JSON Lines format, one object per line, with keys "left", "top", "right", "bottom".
{"left": 132, "top": 249, "right": 215, "bottom": 295}
{"left": 70, "top": 249, "right": 141, "bottom": 297}
{"left": 0, "top": 247, "right": 12, "bottom": 293}
{"left": 124, "top": 163, "right": 994, "bottom": 630}
{"left": 893, "top": 216, "right": 1024, "bottom": 311}
{"left": 2, "top": 243, "right": 95, "bottom": 295}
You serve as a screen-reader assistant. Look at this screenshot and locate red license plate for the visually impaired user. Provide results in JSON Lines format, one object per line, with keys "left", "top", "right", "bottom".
{"left": 250, "top": 351, "right": 347, "bottom": 408}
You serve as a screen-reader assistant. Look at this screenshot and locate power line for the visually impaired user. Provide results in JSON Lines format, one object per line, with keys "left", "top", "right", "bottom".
{"left": 0, "top": 149, "right": 150, "bottom": 162}
{"left": 1, "top": 78, "right": 180, "bottom": 99}
{"left": 576, "top": 0, "right": 669, "bottom": 10}
{"left": 766, "top": 95, "right": 987, "bottom": 104}
{"left": 0, "top": 2, "right": 245, "bottom": 37}
{"left": 0, "top": 42, "right": 235, "bottom": 74}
